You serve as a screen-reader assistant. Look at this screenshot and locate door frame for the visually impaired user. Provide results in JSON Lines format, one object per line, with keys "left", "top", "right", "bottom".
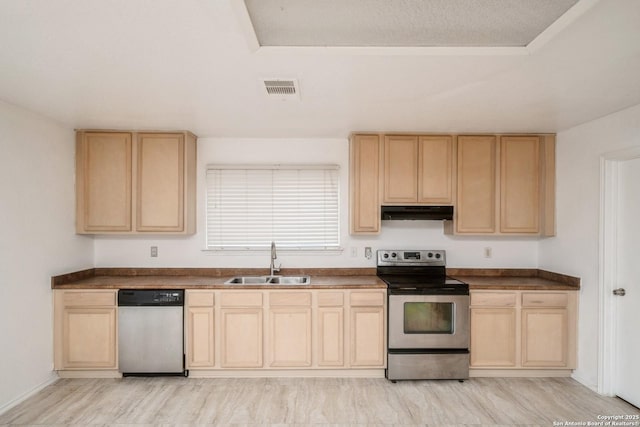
{"left": 598, "top": 146, "right": 640, "bottom": 395}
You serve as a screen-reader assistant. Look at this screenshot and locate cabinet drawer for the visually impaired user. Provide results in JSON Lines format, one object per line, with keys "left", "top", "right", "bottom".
{"left": 270, "top": 292, "right": 311, "bottom": 307}
{"left": 221, "top": 292, "right": 263, "bottom": 307}
{"left": 62, "top": 291, "right": 116, "bottom": 307}
{"left": 522, "top": 293, "right": 568, "bottom": 307}
{"left": 187, "top": 291, "right": 214, "bottom": 307}
{"left": 350, "top": 291, "right": 384, "bottom": 306}
{"left": 318, "top": 292, "right": 344, "bottom": 307}
{"left": 471, "top": 292, "right": 516, "bottom": 307}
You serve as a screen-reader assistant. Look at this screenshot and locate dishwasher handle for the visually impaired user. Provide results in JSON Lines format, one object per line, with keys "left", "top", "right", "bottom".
{"left": 118, "top": 289, "right": 184, "bottom": 306}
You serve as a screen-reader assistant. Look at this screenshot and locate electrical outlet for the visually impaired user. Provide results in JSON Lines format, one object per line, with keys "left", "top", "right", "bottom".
{"left": 484, "top": 247, "right": 492, "bottom": 258}
{"left": 364, "top": 247, "right": 372, "bottom": 259}
{"left": 350, "top": 247, "right": 358, "bottom": 257}
{"left": 151, "top": 246, "right": 158, "bottom": 257}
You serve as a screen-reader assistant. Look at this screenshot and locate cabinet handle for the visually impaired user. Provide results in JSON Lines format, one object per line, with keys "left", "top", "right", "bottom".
{"left": 613, "top": 288, "right": 626, "bottom": 296}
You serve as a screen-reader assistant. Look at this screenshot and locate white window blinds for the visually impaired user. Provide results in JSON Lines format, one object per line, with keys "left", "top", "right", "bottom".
{"left": 206, "top": 165, "right": 340, "bottom": 250}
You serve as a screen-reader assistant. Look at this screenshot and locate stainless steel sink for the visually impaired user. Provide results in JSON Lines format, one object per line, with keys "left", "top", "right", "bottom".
{"left": 224, "top": 275, "right": 311, "bottom": 285}
{"left": 269, "top": 276, "right": 310, "bottom": 284}
{"left": 224, "top": 276, "right": 271, "bottom": 284}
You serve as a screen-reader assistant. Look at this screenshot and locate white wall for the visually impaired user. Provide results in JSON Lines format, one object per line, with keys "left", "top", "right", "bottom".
{"left": 94, "top": 137, "right": 539, "bottom": 268}
{"left": 0, "top": 101, "right": 93, "bottom": 412}
{"left": 539, "top": 102, "right": 640, "bottom": 390}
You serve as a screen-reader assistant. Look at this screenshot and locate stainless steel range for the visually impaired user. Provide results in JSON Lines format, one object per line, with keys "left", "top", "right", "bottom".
{"left": 377, "top": 249, "right": 470, "bottom": 381}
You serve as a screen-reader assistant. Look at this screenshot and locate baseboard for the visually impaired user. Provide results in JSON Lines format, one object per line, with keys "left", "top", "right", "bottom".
{"left": 188, "top": 369, "right": 386, "bottom": 378}
{"left": 571, "top": 371, "right": 600, "bottom": 393}
{"left": 56, "top": 370, "right": 122, "bottom": 378}
{"left": 0, "top": 372, "right": 58, "bottom": 416}
{"left": 470, "top": 369, "right": 573, "bottom": 377}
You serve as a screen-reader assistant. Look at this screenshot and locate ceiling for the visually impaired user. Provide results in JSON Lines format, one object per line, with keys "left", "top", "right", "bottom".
{"left": 0, "top": 0, "right": 639, "bottom": 138}
{"left": 245, "top": 0, "right": 578, "bottom": 47}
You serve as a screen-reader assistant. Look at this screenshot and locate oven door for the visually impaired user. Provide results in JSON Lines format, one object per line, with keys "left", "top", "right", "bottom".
{"left": 388, "top": 294, "right": 469, "bottom": 349}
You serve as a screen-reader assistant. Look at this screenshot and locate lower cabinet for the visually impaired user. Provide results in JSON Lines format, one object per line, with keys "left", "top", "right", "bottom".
{"left": 54, "top": 287, "right": 386, "bottom": 374}
{"left": 269, "top": 292, "right": 312, "bottom": 367}
{"left": 185, "top": 288, "right": 386, "bottom": 371}
{"left": 470, "top": 290, "right": 577, "bottom": 372}
{"left": 219, "top": 291, "right": 264, "bottom": 368}
{"left": 220, "top": 308, "right": 264, "bottom": 368}
{"left": 269, "top": 308, "right": 312, "bottom": 367}
{"left": 470, "top": 307, "right": 516, "bottom": 367}
{"left": 349, "top": 292, "right": 385, "bottom": 367}
{"left": 317, "top": 292, "right": 345, "bottom": 367}
{"left": 54, "top": 290, "right": 118, "bottom": 370}
{"left": 521, "top": 308, "right": 568, "bottom": 367}
{"left": 185, "top": 291, "right": 215, "bottom": 368}
{"left": 53, "top": 287, "right": 576, "bottom": 376}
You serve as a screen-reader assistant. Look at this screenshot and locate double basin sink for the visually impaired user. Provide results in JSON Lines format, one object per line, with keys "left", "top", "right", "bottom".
{"left": 224, "top": 275, "right": 311, "bottom": 285}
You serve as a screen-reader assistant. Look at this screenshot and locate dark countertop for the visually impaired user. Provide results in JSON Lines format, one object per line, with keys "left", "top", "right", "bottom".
{"left": 51, "top": 268, "right": 386, "bottom": 290}
{"left": 449, "top": 268, "right": 580, "bottom": 291}
{"left": 51, "top": 268, "right": 580, "bottom": 291}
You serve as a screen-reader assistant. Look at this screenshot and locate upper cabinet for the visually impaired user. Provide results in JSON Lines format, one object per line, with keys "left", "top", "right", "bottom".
{"left": 350, "top": 132, "right": 555, "bottom": 236}
{"left": 349, "top": 134, "right": 381, "bottom": 234}
{"left": 455, "top": 135, "right": 498, "bottom": 234}
{"left": 500, "top": 136, "right": 540, "bottom": 234}
{"left": 452, "top": 135, "right": 555, "bottom": 236}
{"left": 383, "top": 135, "right": 418, "bottom": 203}
{"left": 383, "top": 135, "right": 454, "bottom": 205}
{"left": 76, "top": 130, "right": 197, "bottom": 234}
{"left": 418, "top": 135, "right": 455, "bottom": 204}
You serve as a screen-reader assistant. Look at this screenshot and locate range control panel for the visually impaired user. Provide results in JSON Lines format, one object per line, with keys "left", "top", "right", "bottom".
{"left": 377, "top": 249, "right": 446, "bottom": 267}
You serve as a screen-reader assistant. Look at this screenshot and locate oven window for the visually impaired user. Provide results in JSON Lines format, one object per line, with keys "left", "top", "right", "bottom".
{"left": 403, "top": 302, "right": 454, "bottom": 334}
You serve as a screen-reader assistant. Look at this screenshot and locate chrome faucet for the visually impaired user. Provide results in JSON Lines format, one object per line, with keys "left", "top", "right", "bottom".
{"left": 269, "top": 241, "right": 281, "bottom": 276}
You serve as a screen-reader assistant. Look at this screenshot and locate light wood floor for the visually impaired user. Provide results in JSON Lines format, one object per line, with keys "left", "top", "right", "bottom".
{"left": 0, "top": 377, "right": 637, "bottom": 426}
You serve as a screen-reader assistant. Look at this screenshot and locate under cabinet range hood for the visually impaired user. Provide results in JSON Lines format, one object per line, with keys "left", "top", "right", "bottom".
{"left": 381, "top": 205, "right": 453, "bottom": 221}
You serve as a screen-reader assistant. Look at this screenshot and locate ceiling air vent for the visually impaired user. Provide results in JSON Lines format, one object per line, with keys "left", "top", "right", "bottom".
{"left": 260, "top": 78, "right": 300, "bottom": 100}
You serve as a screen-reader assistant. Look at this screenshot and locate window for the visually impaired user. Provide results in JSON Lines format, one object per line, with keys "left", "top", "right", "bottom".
{"left": 206, "top": 165, "right": 340, "bottom": 250}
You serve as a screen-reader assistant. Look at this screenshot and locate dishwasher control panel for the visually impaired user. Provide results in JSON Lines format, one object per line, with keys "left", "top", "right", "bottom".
{"left": 118, "top": 289, "right": 184, "bottom": 306}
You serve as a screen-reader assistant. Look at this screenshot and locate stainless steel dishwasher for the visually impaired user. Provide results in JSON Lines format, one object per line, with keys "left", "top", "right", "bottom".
{"left": 118, "top": 289, "right": 186, "bottom": 376}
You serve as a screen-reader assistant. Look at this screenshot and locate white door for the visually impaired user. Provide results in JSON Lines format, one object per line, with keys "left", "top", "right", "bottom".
{"left": 615, "top": 156, "right": 640, "bottom": 407}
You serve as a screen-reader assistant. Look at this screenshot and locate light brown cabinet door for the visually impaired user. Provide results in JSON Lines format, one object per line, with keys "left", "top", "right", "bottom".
{"left": 317, "top": 307, "right": 345, "bottom": 367}
{"left": 500, "top": 136, "right": 540, "bottom": 233}
{"left": 136, "top": 133, "right": 185, "bottom": 232}
{"left": 186, "top": 306, "right": 215, "bottom": 368}
{"left": 470, "top": 308, "right": 517, "bottom": 367}
{"left": 383, "top": 135, "right": 418, "bottom": 203}
{"left": 54, "top": 290, "right": 118, "bottom": 371}
{"left": 418, "top": 135, "right": 454, "bottom": 204}
{"left": 76, "top": 132, "right": 132, "bottom": 232}
{"left": 350, "top": 306, "right": 385, "bottom": 367}
{"left": 62, "top": 307, "right": 117, "bottom": 369}
{"left": 220, "top": 308, "right": 263, "bottom": 368}
{"left": 521, "top": 308, "right": 568, "bottom": 367}
{"left": 269, "top": 308, "right": 312, "bottom": 367}
{"left": 456, "top": 135, "right": 497, "bottom": 233}
{"left": 350, "top": 134, "right": 380, "bottom": 234}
